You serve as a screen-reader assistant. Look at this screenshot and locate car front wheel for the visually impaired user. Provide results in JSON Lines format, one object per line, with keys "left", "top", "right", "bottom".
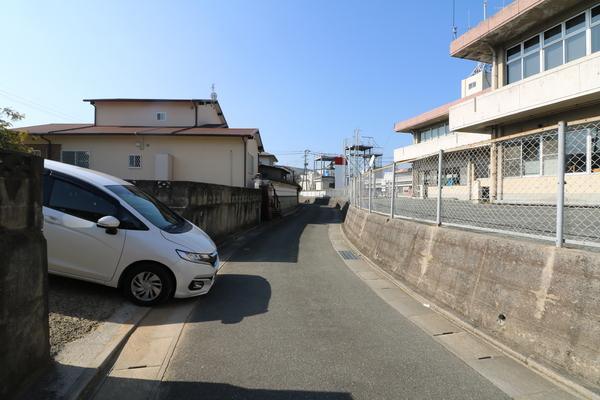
{"left": 122, "top": 263, "right": 174, "bottom": 306}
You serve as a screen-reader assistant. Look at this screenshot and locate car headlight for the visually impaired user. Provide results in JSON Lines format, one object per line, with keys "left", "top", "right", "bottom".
{"left": 176, "top": 249, "right": 217, "bottom": 265}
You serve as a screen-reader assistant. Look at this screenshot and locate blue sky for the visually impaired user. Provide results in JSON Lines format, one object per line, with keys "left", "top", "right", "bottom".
{"left": 2, "top": 0, "right": 510, "bottom": 167}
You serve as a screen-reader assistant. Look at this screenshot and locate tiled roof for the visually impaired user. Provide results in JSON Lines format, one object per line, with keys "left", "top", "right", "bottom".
{"left": 17, "top": 124, "right": 258, "bottom": 137}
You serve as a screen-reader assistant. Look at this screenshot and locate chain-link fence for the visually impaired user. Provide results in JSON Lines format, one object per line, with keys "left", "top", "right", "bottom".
{"left": 350, "top": 120, "right": 600, "bottom": 248}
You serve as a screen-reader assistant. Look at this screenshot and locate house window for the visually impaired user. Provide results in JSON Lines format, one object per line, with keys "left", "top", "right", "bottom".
{"left": 128, "top": 154, "right": 142, "bottom": 169}
{"left": 468, "top": 82, "right": 477, "bottom": 90}
{"left": 156, "top": 112, "right": 166, "bottom": 121}
{"left": 31, "top": 149, "right": 42, "bottom": 157}
{"left": 61, "top": 151, "right": 90, "bottom": 168}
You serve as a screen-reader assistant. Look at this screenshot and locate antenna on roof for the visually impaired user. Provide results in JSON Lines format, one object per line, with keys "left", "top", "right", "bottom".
{"left": 483, "top": 0, "right": 488, "bottom": 20}
{"left": 451, "top": 0, "right": 458, "bottom": 39}
{"left": 210, "top": 83, "right": 218, "bottom": 102}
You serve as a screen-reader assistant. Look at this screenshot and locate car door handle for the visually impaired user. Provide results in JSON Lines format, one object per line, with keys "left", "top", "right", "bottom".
{"left": 44, "top": 215, "right": 60, "bottom": 224}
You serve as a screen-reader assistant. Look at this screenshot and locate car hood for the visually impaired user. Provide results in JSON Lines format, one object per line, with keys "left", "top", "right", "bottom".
{"left": 160, "top": 224, "right": 217, "bottom": 254}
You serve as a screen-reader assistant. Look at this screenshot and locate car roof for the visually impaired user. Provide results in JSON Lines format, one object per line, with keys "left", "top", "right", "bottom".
{"left": 44, "top": 159, "right": 132, "bottom": 187}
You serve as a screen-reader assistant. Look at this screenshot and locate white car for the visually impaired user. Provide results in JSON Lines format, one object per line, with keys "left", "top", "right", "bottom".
{"left": 42, "top": 160, "right": 221, "bottom": 306}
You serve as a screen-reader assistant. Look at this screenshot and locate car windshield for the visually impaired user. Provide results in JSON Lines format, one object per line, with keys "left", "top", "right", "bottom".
{"left": 106, "top": 185, "right": 190, "bottom": 233}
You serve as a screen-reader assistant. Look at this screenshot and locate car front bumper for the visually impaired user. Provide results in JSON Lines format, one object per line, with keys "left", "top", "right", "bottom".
{"left": 173, "top": 255, "right": 221, "bottom": 298}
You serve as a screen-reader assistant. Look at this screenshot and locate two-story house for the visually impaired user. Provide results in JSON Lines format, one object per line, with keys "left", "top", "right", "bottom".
{"left": 20, "top": 98, "right": 264, "bottom": 188}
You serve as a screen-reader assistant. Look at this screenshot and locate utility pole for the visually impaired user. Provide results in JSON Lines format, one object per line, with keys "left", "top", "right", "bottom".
{"left": 303, "top": 149, "right": 310, "bottom": 191}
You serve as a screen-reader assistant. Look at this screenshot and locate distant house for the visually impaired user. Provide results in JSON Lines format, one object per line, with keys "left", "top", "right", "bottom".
{"left": 20, "top": 98, "right": 263, "bottom": 188}
{"left": 258, "top": 152, "right": 278, "bottom": 167}
{"left": 257, "top": 154, "right": 300, "bottom": 216}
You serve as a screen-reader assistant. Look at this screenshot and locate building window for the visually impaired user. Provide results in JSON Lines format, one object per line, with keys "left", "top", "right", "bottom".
{"left": 417, "top": 122, "right": 450, "bottom": 143}
{"left": 156, "top": 112, "right": 166, "bottom": 121}
{"left": 128, "top": 154, "right": 142, "bottom": 169}
{"left": 61, "top": 151, "right": 90, "bottom": 168}
{"left": 31, "top": 149, "right": 42, "bottom": 157}
{"left": 502, "top": 124, "right": 600, "bottom": 178}
{"left": 592, "top": 6, "right": 600, "bottom": 53}
{"left": 542, "top": 134, "right": 558, "bottom": 176}
{"left": 565, "top": 14, "right": 586, "bottom": 63}
{"left": 506, "top": 45, "right": 522, "bottom": 84}
{"left": 543, "top": 25, "right": 564, "bottom": 71}
{"left": 503, "top": 142, "right": 522, "bottom": 177}
{"left": 506, "top": 5, "right": 600, "bottom": 85}
{"left": 522, "top": 137, "right": 540, "bottom": 176}
{"left": 523, "top": 36, "right": 541, "bottom": 78}
{"left": 566, "top": 129, "right": 588, "bottom": 173}
{"left": 591, "top": 129, "right": 600, "bottom": 173}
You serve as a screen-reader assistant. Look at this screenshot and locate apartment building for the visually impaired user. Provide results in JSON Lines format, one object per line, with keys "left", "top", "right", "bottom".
{"left": 20, "top": 99, "right": 263, "bottom": 188}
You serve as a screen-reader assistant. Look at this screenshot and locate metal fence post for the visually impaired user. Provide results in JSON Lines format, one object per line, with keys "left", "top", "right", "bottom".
{"left": 356, "top": 171, "right": 362, "bottom": 208}
{"left": 390, "top": 162, "right": 396, "bottom": 218}
{"left": 556, "top": 121, "right": 566, "bottom": 247}
{"left": 436, "top": 150, "right": 443, "bottom": 226}
{"left": 368, "top": 169, "right": 372, "bottom": 213}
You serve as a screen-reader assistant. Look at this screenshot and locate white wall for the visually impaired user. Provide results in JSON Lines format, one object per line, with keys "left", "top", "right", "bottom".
{"left": 394, "top": 132, "right": 490, "bottom": 162}
{"left": 450, "top": 51, "right": 600, "bottom": 132}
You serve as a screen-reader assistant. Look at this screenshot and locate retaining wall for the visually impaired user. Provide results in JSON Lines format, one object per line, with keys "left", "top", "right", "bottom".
{"left": 133, "top": 180, "right": 262, "bottom": 243}
{"left": 343, "top": 205, "right": 600, "bottom": 390}
{"left": 0, "top": 151, "right": 49, "bottom": 399}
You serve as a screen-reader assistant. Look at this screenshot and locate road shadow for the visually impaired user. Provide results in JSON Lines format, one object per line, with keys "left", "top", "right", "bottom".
{"left": 153, "top": 379, "right": 354, "bottom": 400}
{"left": 189, "top": 273, "right": 271, "bottom": 324}
{"left": 21, "top": 363, "right": 353, "bottom": 400}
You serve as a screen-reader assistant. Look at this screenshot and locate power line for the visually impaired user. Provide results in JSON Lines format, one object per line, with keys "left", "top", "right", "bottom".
{"left": 0, "top": 88, "right": 81, "bottom": 121}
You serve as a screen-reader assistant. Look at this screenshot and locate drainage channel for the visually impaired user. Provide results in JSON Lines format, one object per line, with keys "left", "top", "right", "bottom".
{"left": 338, "top": 250, "right": 360, "bottom": 260}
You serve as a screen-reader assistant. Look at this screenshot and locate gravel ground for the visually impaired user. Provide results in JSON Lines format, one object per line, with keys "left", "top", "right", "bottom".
{"left": 48, "top": 275, "right": 125, "bottom": 356}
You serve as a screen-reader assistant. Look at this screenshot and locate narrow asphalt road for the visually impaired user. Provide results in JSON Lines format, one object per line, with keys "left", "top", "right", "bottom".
{"left": 154, "top": 204, "right": 509, "bottom": 399}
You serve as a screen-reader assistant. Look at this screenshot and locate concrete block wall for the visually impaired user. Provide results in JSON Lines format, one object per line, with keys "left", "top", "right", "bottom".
{"left": 133, "top": 180, "right": 262, "bottom": 243}
{"left": 0, "top": 151, "right": 49, "bottom": 399}
{"left": 343, "top": 205, "right": 600, "bottom": 390}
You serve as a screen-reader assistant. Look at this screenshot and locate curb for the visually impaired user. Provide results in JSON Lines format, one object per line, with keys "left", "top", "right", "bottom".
{"left": 338, "top": 217, "right": 600, "bottom": 400}
{"left": 24, "top": 304, "right": 151, "bottom": 400}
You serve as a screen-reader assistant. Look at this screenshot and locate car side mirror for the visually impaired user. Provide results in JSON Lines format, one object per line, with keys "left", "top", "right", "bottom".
{"left": 97, "top": 216, "right": 120, "bottom": 235}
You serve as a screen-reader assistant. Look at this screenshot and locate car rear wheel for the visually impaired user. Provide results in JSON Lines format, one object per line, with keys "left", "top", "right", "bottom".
{"left": 122, "top": 263, "right": 174, "bottom": 306}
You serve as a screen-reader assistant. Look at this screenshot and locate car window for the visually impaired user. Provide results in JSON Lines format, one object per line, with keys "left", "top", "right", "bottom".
{"left": 48, "top": 178, "right": 118, "bottom": 222}
{"left": 42, "top": 171, "right": 52, "bottom": 207}
{"left": 106, "top": 184, "right": 191, "bottom": 233}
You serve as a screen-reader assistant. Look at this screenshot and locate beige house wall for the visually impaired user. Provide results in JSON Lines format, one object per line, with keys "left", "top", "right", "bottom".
{"left": 95, "top": 101, "right": 196, "bottom": 127}
{"left": 245, "top": 138, "right": 260, "bottom": 187}
{"left": 34, "top": 135, "right": 261, "bottom": 187}
{"left": 94, "top": 101, "right": 224, "bottom": 127}
{"left": 196, "top": 103, "right": 225, "bottom": 126}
